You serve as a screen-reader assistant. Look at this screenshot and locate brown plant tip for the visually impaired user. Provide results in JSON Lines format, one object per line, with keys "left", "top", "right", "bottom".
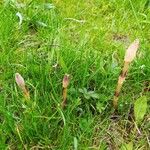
{"left": 62, "top": 74, "right": 70, "bottom": 88}
{"left": 124, "top": 39, "right": 140, "bottom": 62}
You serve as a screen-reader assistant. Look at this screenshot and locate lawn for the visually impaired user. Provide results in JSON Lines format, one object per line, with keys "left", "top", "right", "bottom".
{"left": 0, "top": 0, "right": 150, "bottom": 149}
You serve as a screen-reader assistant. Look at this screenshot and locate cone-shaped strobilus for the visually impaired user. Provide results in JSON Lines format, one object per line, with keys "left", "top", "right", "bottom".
{"left": 61, "top": 74, "right": 70, "bottom": 109}
{"left": 113, "top": 39, "right": 140, "bottom": 109}
{"left": 15, "top": 73, "right": 30, "bottom": 100}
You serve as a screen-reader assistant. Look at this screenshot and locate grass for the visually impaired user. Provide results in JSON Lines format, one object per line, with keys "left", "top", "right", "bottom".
{"left": 0, "top": 0, "right": 150, "bottom": 149}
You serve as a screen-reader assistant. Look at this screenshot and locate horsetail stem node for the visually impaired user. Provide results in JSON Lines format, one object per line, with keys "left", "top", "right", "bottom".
{"left": 113, "top": 39, "right": 140, "bottom": 109}
{"left": 15, "top": 73, "right": 30, "bottom": 100}
{"left": 61, "top": 74, "right": 70, "bottom": 109}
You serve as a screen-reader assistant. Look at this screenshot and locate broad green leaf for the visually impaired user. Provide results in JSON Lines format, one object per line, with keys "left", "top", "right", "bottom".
{"left": 88, "top": 91, "right": 99, "bottom": 99}
{"left": 90, "top": 93, "right": 99, "bottom": 99}
{"left": 79, "top": 88, "right": 99, "bottom": 100}
{"left": 134, "top": 96, "right": 147, "bottom": 124}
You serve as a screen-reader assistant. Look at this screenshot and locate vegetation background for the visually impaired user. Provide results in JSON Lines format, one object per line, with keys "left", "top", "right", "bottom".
{"left": 0, "top": 0, "right": 150, "bottom": 149}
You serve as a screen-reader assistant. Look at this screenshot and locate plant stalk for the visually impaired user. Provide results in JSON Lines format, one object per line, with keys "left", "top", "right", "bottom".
{"left": 113, "top": 62, "right": 129, "bottom": 109}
